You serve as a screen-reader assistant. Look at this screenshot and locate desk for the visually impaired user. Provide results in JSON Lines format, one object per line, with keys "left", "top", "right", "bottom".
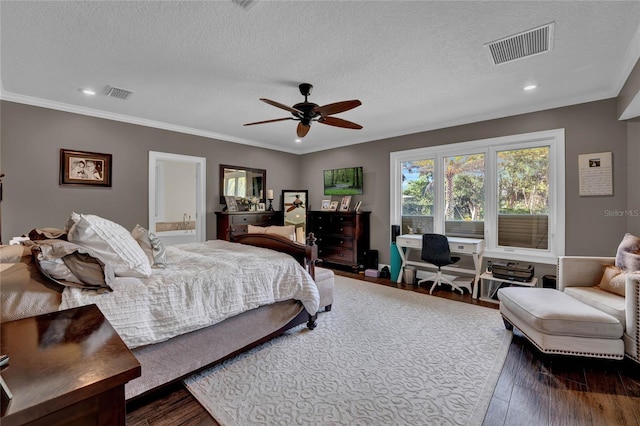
{"left": 396, "top": 234, "right": 485, "bottom": 297}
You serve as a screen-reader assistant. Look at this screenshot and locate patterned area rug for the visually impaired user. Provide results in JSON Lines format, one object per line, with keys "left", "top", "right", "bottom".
{"left": 184, "top": 276, "right": 511, "bottom": 426}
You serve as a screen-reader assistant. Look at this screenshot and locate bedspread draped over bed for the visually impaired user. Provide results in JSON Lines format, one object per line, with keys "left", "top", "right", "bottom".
{"left": 59, "top": 240, "right": 320, "bottom": 349}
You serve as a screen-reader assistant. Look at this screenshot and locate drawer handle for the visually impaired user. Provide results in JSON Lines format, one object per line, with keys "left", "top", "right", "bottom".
{"left": 242, "top": 218, "right": 248, "bottom": 222}
{"left": 339, "top": 228, "right": 343, "bottom": 232}
{"left": 340, "top": 240, "right": 344, "bottom": 245}
{"left": 318, "top": 226, "right": 323, "bottom": 230}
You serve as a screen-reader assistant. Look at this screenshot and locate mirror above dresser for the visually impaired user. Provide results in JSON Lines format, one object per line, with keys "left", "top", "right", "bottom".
{"left": 219, "top": 164, "right": 266, "bottom": 204}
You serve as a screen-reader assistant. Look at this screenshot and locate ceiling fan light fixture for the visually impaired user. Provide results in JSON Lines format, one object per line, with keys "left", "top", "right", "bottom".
{"left": 243, "top": 83, "right": 362, "bottom": 138}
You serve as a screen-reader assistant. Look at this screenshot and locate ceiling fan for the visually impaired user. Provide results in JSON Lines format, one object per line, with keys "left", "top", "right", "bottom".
{"left": 243, "top": 83, "right": 362, "bottom": 138}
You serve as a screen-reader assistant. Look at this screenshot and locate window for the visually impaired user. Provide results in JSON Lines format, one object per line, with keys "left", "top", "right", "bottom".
{"left": 401, "top": 159, "right": 435, "bottom": 234}
{"left": 225, "top": 175, "right": 246, "bottom": 198}
{"left": 391, "top": 129, "right": 565, "bottom": 264}
{"left": 497, "top": 147, "right": 549, "bottom": 250}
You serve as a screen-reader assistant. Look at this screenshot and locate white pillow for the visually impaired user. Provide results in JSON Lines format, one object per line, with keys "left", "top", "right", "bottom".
{"left": 66, "top": 213, "right": 152, "bottom": 277}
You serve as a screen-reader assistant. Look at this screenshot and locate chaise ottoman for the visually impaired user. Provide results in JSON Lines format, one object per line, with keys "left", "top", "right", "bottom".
{"left": 497, "top": 287, "right": 624, "bottom": 360}
{"left": 315, "top": 266, "right": 335, "bottom": 311}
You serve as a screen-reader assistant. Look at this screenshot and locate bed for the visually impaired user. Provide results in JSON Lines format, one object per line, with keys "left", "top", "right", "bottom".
{"left": 0, "top": 213, "right": 335, "bottom": 401}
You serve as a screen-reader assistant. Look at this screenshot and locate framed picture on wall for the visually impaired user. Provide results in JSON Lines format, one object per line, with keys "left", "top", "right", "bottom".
{"left": 59, "top": 149, "right": 112, "bottom": 187}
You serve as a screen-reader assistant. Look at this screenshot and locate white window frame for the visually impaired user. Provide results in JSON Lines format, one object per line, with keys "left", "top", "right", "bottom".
{"left": 390, "top": 129, "right": 565, "bottom": 264}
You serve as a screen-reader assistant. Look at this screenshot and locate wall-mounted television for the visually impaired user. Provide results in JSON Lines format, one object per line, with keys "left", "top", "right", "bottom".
{"left": 323, "top": 166, "right": 364, "bottom": 195}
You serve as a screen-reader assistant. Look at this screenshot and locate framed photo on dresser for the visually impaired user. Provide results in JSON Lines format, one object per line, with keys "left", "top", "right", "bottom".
{"left": 225, "top": 196, "right": 238, "bottom": 211}
{"left": 339, "top": 195, "right": 352, "bottom": 211}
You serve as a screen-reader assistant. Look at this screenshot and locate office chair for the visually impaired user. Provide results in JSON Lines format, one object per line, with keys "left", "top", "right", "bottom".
{"left": 417, "top": 234, "right": 466, "bottom": 295}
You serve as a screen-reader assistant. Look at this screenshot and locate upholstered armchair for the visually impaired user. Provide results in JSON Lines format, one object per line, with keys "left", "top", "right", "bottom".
{"left": 558, "top": 255, "right": 640, "bottom": 364}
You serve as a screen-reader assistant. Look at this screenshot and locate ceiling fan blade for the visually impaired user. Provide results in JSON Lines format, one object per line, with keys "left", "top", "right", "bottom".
{"left": 297, "top": 122, "right": 311, "bottom": 138}
{"left": 260, "top": 98, "right": 303, "bottom": 115}
{"left": 314, "top": 100, "right": 361, "bottom": 116}
{"left": 318, "top": 116, "right": 363, "bottom": 130}
{"left": 244, "top": 117, "right": 293, "bottom": 126}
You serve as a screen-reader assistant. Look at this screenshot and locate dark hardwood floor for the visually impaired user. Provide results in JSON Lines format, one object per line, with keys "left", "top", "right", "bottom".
{"left": 126, "top": 269, "right": 640, "bottom": 426}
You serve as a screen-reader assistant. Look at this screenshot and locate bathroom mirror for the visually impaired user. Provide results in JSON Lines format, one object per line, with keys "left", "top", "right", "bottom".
{"left": 149, "top": 151, "right": 206, "bottom": 245}
{"left": 219, "top": 165, "right": 266, "bottom": 204}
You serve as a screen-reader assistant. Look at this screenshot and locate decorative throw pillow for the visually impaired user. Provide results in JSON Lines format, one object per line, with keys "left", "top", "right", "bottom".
{"left": 132, "top": 224, "right": 167, "bottom": 268}
{"left": 598, "top": 265, "right": 626, "bottom": 297}
{"left": 247, "top": 224, "right": 267, "bottom": 234}
{"left": 65, "top": 212, "right": 152, "bottom": 278}
{"left": 247, "top": 224, "right": 296, "bottom": 241}
{"left": 265, "top": 225, "right": 296, "bottom": 241}
{"left": 615, "top": 233, "right": 640, "bottom": 272}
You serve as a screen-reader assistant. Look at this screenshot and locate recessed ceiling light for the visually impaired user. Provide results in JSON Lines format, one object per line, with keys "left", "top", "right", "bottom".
{"left": 295, "top": 139, "right": 302, "bottom": 143}
{"left": 81, "top": 88, "right": 96, "bottom": 95}
{"left": 523, "top": 84, "right": 537, "bottom": 91}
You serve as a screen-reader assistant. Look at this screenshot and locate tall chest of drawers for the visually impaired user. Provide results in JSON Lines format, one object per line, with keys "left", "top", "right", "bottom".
{"left": 216, "top": 211, "right": 283, "bottom": 240}
{"left": 307, "top": 211, "right": 370, "bottom": 270}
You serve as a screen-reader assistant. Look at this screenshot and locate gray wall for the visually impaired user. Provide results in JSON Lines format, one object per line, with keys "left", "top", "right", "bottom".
{"left": 0, "top": 101, "right": 299, "bottom": 241}
{"left": 628, "top": 120, "right": 640, "bottom": 235}
{"left": 618, "top": 59, "right": 640, "bottom": 119}
{"left": 1, "top": 98, "right": 637, "bottom": 271}
{"left": 299, "top": 98, "right": 634, "bottom": 265}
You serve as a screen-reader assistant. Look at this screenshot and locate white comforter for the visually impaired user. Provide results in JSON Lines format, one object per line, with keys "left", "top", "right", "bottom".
{"left": 59, "top": 240, "right": 319, "bottom": 348}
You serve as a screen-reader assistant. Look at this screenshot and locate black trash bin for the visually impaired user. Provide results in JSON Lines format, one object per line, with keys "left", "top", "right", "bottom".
{"left": 542, "top": 274, "right": 557, "bottom": 289}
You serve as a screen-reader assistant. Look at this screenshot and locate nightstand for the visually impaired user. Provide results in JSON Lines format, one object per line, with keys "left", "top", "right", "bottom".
{"left": 1, "top": 304, "right": 140, "bottom": 425}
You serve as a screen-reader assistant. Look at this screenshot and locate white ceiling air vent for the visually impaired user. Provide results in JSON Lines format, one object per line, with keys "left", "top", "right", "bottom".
{"left": 486, "top": 23, "right": 554, "bottom": 65}
{"left": 103, "top": 85, "right": 134, "bottom": 100}
{"left": 232, "top": 0, "right": 258, "bottom": 10}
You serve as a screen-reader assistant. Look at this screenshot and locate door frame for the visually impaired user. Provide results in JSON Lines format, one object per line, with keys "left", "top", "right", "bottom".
{"left": 148, "top": 151, "right": 206, "bottom": 242}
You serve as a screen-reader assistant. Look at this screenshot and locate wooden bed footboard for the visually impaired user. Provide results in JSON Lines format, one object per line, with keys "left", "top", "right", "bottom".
{"left": 230, "top": 231, "right": 318, "bottom": 280}
{"left": 230, "top": 231, "right": 319, "bottom": 330}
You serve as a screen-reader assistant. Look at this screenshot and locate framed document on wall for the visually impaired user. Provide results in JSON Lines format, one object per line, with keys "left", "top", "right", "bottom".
{"left": 578, "top": 152, "right": 613, "bottom": 196}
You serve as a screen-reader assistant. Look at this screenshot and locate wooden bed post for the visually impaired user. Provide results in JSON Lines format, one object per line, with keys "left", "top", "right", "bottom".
{"left": 305, "top": 232, "right": 317, "bottom": 280}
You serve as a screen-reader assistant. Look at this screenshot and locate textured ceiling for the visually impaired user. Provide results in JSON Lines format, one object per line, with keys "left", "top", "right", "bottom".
{"left": 1, "top": 1, "right": 639, "bottom": 154}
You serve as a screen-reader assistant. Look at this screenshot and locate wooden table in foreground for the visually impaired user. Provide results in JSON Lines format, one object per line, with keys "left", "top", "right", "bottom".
{"left": 1, "top": 304, "right": 141, "bottom": 426}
